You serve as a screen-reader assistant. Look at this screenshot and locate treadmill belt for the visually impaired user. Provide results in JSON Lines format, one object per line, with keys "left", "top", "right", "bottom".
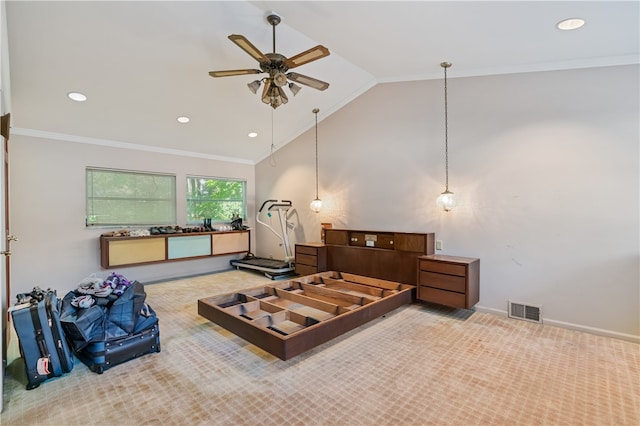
{"left": 234, "top": 257, "right": 289, "bottom": 269}
{"left": 231, "top": 257, "right": 294, "bottom": 274}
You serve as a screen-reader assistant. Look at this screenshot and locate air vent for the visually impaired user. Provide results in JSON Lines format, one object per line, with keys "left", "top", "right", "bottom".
{"left": 508, "top": 301, "right": 542, "bottom": 324}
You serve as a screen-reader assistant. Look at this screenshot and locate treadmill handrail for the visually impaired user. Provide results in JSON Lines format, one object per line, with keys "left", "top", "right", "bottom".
{"left": 258, "top": 199, "right": 278, "bottom": 212}
{"left": 268, "top": 201, "right": 292, "bottom": 211}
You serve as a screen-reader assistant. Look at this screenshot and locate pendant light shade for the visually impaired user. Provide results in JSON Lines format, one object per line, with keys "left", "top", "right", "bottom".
{"left": 437, "top": 61, "right": 456, "bottom": 212}
{"left": 310, "top": 198, "right": 323, "bottom": 213}
{"left": 310, "top": 108, "right": 322, "bottom": 213}
{"left": 437, "top": 190, "right": 456, "bottom": 211}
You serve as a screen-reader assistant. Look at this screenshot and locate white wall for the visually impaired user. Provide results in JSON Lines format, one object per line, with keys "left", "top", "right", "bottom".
{"left": 255, "top": 65, "right": 639, "bottom": 341}
{"left": 9, "top": 135, "right": 255, "bottom": 297}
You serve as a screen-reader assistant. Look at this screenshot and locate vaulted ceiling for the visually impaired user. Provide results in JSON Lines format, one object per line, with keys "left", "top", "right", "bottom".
{"left": 5, "top": 1, "right": 638, "bottom": 164}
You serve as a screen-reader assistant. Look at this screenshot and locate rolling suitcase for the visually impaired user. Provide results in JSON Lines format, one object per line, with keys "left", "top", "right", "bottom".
{"left": 75, "top": 304, "right": 160, "bottom": 374}
{"left": 10, "top": 288, "right": 74, "bottom": 389}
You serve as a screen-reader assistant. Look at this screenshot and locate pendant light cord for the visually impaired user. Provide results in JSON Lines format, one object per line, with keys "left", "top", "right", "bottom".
{"left": 443, "top": 63, "right": 450, "bottom": 191}
{"left": 314, "top": 108, "right": 319, "bottom": 199}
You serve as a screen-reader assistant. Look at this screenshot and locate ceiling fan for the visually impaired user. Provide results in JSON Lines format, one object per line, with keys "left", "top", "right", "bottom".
{"left": 209, "top": 13, "right": 330, "bottom": 109}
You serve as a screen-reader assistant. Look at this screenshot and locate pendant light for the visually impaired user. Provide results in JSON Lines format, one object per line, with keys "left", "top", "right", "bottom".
{"left": 310, "top": 108, "right": 322, "bottom": 213}
{"left": 436, "top": 61, "right": 456, "bottom": 212}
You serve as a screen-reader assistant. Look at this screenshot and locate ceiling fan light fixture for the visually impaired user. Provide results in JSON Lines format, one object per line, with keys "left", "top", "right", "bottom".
{"left": 247, "top": 80, "right": 261, "bottom": 94}
{"left": 277, "top": 86, "right": 289, "bottom": 104}
{"left": 261, "top": 79, "right": 273, "bottom": 105}
{"left": 273, "top": 71, "right": 288, "bottom": 87}
{"left": 289, "top": 82, "right": 301, "bottom": 96}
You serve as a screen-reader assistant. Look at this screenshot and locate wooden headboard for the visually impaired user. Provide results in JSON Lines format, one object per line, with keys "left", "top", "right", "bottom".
{"left": 323, "top": 229, "right": 435, "bottom": 285}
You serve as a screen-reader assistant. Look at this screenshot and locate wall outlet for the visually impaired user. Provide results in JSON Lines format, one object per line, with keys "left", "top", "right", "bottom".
{"left": 436, "top": 240, "right": 443, "bottom": 250}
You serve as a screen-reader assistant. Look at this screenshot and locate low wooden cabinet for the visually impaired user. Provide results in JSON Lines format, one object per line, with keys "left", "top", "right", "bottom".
{"left": 100, "top": 230, "right": 250, "bottom": 268}
{"left": 417, "top": 255, "right": 479, "bottom": 309}
{"left": 295, "top": 243, "right": 327, "bottom": 276}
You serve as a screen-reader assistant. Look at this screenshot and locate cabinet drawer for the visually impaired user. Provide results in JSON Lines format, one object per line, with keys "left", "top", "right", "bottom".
{"left": 295, "top": 264, "right": 318, "bottom": 276}
{"left": 419, "top": 271, "right": 466, "bottom": 293}
{"left": 296, "top": 253, "right": 318, "bottom": 267}
{"left": 418, "top": 286, "right": 466, "bottom": 309}
{"left": 296, "top": 245, "right": 319, "bottom": 256}
{"left": 419, "top": 260, "right": 466, "bottom": 276}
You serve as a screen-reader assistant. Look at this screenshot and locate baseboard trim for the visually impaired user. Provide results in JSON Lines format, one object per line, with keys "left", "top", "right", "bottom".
{"left": 475, "top": 305, "right": 639, "bottom": 344}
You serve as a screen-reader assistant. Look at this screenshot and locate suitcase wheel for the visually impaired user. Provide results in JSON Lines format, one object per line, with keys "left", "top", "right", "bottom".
{"left": 26, "top": 382, "right": 41, "bottom": 390}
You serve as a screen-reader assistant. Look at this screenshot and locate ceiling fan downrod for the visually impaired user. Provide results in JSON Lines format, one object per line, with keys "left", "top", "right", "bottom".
{"left": 267, "top": 14, "right": 281, "bottom": 54}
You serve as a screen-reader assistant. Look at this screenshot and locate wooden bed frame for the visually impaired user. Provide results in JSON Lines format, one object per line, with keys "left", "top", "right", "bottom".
{"left": 198, "top": 229, "right": 435, "bottom": 360}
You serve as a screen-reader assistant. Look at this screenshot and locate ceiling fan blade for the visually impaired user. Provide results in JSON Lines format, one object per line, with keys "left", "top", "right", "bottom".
{"left": 209, "top": 69, "right": 262, "bottom": 78}
{"left": 287, "top": 72, "right": 330, "bottom": 91}
{"left": 284, "top": 45, "right": 330, "bottom": 69}
{"left": 228, "top": 34, "right": 270, "bottom": 63}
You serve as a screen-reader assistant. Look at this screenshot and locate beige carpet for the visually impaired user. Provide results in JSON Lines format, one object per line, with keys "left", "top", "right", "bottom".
{"left": 2, "top": 270, "right": 639, "bottom": 426}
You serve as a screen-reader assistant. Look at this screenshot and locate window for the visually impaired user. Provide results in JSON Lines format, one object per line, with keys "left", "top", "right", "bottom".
{"left": 86, "top": 168, "right": 176, "bottom": 227}
{"left": 186, "top": 176, "right": 246, "bottom": 224}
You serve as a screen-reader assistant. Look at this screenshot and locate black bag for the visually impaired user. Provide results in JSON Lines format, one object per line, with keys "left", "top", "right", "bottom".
{"left": 105, "top": 280, "right": 146, "bottom": 337}
{"left": 75, "top": 304, "right": 161, "bottom": 374}
{"left": 11, "top": 288, "right": 74, "bottom": 389}
{"left": 60, "top": 280, "right": 147, "bottom": 350}
{"left": 59, "top": 299, "right": 106, "bottom": 351}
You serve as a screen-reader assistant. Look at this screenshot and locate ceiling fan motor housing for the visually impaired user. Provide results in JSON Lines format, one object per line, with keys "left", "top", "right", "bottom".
{"left": 261, "top": 53, "right": 289, "bottom": 86}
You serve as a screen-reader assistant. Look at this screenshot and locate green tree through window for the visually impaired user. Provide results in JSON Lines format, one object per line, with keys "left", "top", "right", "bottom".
{"left": 186, "top": 176, "right": 246, "bottom": 224}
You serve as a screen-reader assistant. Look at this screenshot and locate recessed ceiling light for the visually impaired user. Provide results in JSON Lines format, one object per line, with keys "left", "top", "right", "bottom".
{"left": 557, "top": 18, "right": 585, "bottom": 31}
{"left": 67, "top": 92, "right": 87, "bottom": 102}
{"left": 177, "top": 116, "right": 190, "bottom": 124}
{"left": 248, "top": 132, "right": 258, "bottom": 138}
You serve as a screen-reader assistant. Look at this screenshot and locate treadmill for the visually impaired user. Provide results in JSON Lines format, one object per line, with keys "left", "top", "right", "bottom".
{"left": 230, "top": 199, "right": 297, "bottom": 279}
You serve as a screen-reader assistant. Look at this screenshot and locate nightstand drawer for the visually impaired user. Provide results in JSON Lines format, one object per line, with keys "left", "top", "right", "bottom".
{"left": 296, "top": 253, "right": 318, "bottom": 267}
{"left": 296, "top": 245, "right": 320, "bottom": 256}
{"left": 295, "top": 264, "right": 319, "bottom": 277}
{"left": 419, "top": 260, "right": 466, "bottom": 276}
{"left": 419, "top": 271, "right": 466, "bottom": 293}
{"left": 418, "top": 286, "right": 466, "bottom": 309}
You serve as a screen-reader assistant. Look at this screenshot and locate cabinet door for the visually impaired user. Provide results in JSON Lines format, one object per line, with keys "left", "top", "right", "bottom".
{"left": 212, "top": 232, "right": 249, "bottom": 255}
{"left": 395, "top": 233, "right": 426, "bottom": 253}
{"left": 325, "top": 230, "right": 349, "bottom": 246}
{"left": 107, "top": 238, "right": 165, "bottom": 266}
{"left": 168, "top": 235, "right": 211, "bottom": 259}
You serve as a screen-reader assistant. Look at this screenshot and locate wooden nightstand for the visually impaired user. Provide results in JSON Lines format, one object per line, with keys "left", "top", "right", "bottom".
{"left": 295, "top": 243, "right": 327, "bottom": 276}
{"left": 417, "top": 255, "right": 480, "bottom": 309}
